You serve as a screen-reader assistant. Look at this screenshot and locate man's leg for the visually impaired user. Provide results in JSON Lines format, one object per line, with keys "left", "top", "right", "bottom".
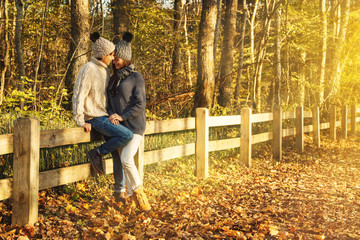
{"left": 86, "top": 116, "right": 133, "bottom": 174}
{"left": 111, "top": 148, "right": 126, "bottom": 204}
{"left": 88, "top": 116, "right": 133, "bottom": 155}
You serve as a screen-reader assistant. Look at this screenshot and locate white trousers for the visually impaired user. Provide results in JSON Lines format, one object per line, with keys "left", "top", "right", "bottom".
{"left": 120, "top": 134, "right": 142, "bottom": 196}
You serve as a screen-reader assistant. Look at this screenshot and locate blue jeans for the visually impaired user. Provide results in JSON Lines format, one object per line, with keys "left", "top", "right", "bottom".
{"left": 86, "top": 116, "right": 133, "bottom": 155}
{"left": 87, "top": 116, "right": 133, "bottom": 192}
{"left": 109, "top": 148, "right": 125, "bottom": 192}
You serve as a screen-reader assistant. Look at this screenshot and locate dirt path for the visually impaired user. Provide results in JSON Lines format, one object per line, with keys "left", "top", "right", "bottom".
{"left": 1, "top": 135, "right": 360, "bottom": 239}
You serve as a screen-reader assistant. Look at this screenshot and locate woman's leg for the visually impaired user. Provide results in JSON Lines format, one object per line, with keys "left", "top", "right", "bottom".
{"left": 120, "top": 134, "right": 142, "bottom": 196}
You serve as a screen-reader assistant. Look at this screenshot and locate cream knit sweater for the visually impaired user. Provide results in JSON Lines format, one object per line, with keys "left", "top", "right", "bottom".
{"left": 72, "top": 57, "right": 110, "bottom": 127}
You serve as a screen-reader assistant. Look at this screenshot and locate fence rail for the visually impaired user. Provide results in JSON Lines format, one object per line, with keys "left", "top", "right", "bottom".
{"left": 0, "top": 105, "right": 358, "bottom": 226}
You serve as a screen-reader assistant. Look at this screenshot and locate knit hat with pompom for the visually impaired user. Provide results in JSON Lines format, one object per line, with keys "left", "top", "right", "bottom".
{"left": 90, "top": 32, "right": 115, "bottom": 59}
{"left": 115, "top": 32, "right": 133, "bottom": 61}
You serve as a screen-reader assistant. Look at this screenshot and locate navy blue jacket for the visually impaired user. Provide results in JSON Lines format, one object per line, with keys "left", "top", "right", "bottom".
{"left": 107, "top": 72, "right": 146, "bottom": 135}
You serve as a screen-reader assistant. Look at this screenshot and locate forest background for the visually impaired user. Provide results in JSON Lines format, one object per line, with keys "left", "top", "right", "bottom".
{"left": 0, "top": 0, "right": 360, "bottom": 132}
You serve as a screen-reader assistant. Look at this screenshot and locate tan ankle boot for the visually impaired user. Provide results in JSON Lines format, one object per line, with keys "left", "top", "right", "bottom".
{"left": 134, "top": 187, "right": 151, "bottom": 211}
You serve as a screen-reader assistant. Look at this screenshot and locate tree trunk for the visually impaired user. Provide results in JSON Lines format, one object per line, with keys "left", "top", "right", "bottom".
{"left": 333, "top": 0, "right": 350, "bottom": 94}
{"left": 213, "top": 0, "right": 222, "bottom": 70}
{"left": 183, "top": 4, "right": 192, "bottom": 87}
{"left": 171, "top": 0, "right": 185, "bottom": 89}
{"left": 0, "top": 0, "right": 10, "bottom": 105}
{"left": 298, "top": 51, "right": 306, "bottom": 106}
{"left": 253, "top": 0, "right": 274, "bottom": 112}
{"left": 65, "top": 0, "right": 90, "bottom": 94}
{"left": 15, "top": 0, "right": 26, "bottom": 98}
{"left": 234, "top": 0, "right": 247, "bottom": 103}
{"left": 112, "top": 0, "right": 130, "bottom": 44}
{"left": 274, "top": 4, "right": 281, "bottom": 106}
{"left": 192, "top": 0, "right": 218, "bottom": 116}
{"left": 33, "top": 0, "right": 49, "bottom": 108}
{"left": 218, "top": 0, "right": 237, "bottom": 107}
{"left": 324, "top": 0, "right": 338, "bottom": 101}
{"left": 284, "top": 0, "right": 290, "bottom": 106}
{"left": 318, "top": 0, "right": 327, "bottom": 106}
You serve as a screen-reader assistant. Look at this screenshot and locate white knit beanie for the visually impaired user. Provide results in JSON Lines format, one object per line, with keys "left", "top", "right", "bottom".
{"left": 115, "top": 32, "right": 133, "bottom": 61}
{"left": 90, "top": 32, "right": 115, "bottom": 59}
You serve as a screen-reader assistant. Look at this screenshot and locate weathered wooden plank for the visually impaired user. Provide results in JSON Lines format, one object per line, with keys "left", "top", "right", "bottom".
{"left": 144, "top": 143, "right": 195, "bottom": 165}
{"left": 320, "top": 122, "right": 330, "bottom": 130}
{"left": 209, "top": 138, "right": 240, "bottom": 152}
{"left": 39, "top": 163, "right": 92, "bottom": 190}
{"left": 145, "top": 118, "right": 195, "bottom": 135}
{"left": 12, "top": 118, "right": 40, "bottom": 226}
{"left": 283, "top": 111, "right": 296, "bottom": 120}
{"left": 40, "top": 127, "right": 103, "bottom": 148}
{"left": 252, "top": 113, "right": 273, "bottom": 123}
{"left": 304, "top": 125, "right": 313, "bottom": 133}
{"left": 0, "top": 178, "right": 12, "bottom": 201}
{"left": 208, "top": 115, "right": 240, "bottom": 127}
{"left": 304, "top": 111, "right": 312, "bottom": 118}
{"left": 283, "top": 128, "right": 296, "bottom": 137}
{"left": 252, "top": 132, "right": 273, "bottom": 144}
{"left": 0, "top": 134, "right": 13, "bottom": 155}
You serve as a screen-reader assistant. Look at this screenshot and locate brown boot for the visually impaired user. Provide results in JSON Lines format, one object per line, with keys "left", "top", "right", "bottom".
{"left": 134, "top": 187, "right": 151, "bottom": 211}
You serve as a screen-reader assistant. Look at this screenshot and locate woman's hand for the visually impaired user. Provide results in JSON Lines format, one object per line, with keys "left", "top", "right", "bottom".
{"left": 109, "top": 114, "right": 123, "bottom": 125}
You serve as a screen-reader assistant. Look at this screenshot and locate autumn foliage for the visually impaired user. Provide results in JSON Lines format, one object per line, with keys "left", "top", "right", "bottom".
{"left": 1, "top": 133, "right": 360, "bottom": 239}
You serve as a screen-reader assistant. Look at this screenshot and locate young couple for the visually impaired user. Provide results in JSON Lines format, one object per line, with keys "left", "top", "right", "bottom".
{"left": 72, "top": 32, "right": 150, "bottom": 212}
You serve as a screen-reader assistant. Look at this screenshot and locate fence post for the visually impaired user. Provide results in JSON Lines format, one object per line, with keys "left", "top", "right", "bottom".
{"left": 196, "top": 108, "right": 209, "bottom": 179}
{"left": 296, "top": 106, "right": 304, "bottom": 152}
{"left": 134, "top": 138, "right": 145, "bottom": 181}
{"left": 240, "top": 107, "right": 252, "bottom": 167}
{"left": 330, "top": 105, "right": 336, "bottom": 140}
{"left": 12, "top": 118, "right": 40, "bottom": 226}
{"left": 342, "top": 105, "right": 348, "bottom": 139}
{"left": 273, "top": 105, "right": 282, "bottom": 160}
{"left": 351, "top": 105, "right": 356, "bottom": 136}
{"left": 312, "top": 106, "right": 320, "bottom": 147}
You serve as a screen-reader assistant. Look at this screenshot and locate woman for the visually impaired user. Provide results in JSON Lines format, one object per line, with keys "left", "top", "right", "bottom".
{"left": 107, "top": 32, "right": 150, "bottom": 211}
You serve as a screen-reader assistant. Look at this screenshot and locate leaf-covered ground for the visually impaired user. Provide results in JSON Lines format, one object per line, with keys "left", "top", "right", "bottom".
{"left": 1, "top": 134, "right": 360, "bottom": 239}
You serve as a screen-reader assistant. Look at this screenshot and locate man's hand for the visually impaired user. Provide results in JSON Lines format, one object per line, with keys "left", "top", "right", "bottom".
{"left": 83, "top": 123, "right": 92, "bottom": 133}
{"left": 109, "top": 114, "right": 123, "bottom": 125}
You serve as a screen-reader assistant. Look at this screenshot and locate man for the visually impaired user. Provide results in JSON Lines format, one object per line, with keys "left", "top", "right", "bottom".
{"left": 72, "top": 32, "right": 133, "bottom": 177}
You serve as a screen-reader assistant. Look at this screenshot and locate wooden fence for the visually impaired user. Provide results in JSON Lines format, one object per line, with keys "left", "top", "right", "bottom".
{"left": 0, "top": 105, "right": 359, "bottom": 226}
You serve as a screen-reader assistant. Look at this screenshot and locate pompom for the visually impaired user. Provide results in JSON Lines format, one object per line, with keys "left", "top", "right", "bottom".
{"left": 90, "top": 32, "right": 100, "bottom": 42}
{"left": 122, "top": 32, "right": 133, "bottom": 43}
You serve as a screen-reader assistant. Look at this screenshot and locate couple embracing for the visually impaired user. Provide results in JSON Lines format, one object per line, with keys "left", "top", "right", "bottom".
{"left": 72, "top": 31, "right": 150, "bottom": 212}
